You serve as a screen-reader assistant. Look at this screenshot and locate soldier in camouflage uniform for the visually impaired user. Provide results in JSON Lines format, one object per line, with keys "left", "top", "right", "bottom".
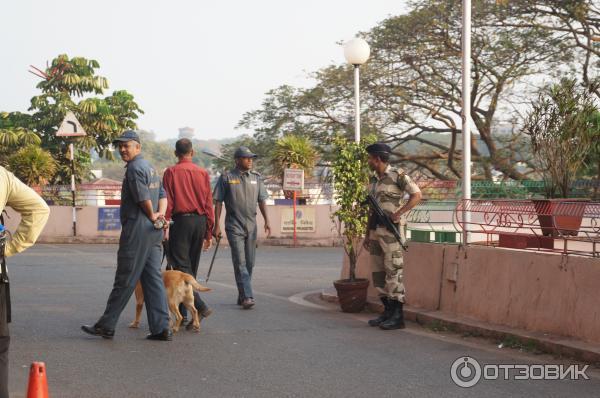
{"left": 364, "top": 143, "right": 422, "bottom": 330}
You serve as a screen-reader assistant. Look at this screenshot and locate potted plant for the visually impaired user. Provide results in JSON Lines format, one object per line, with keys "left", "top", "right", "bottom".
{"left": 330, "top": 135, "right": 373, "bottom": 313}
{"left": 522, "top": 78, "right": 597, "bottom": 236}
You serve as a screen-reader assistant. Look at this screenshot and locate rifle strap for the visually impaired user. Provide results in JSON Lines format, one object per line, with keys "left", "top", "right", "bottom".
{"left": 0, "top": 212, "right": 11, "bottom": 323}
{"left": 0, "top": 213, "right": 7, "bottom": 282}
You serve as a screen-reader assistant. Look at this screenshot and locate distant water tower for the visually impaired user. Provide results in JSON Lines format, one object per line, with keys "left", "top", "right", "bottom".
{"left": 178, "top": 127, "right": 195, "bottom": 139}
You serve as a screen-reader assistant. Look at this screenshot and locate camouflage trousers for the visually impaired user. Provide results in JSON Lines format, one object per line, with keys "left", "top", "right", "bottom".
{"left": 369, "top": 226, "right": 405, "bottom": 302}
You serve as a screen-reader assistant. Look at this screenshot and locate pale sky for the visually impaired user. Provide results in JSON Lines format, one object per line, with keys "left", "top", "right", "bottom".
{"left": 2, "top": 0, "right": 407, "bottom": 141}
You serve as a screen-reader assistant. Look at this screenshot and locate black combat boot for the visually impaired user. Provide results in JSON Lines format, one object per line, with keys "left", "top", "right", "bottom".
{"left": 379, "top": 300, "right": 406, "bottom": 330}
{"left": 195, "top": 293, "right": 213, "bottom": 318}
{"left": 368, "top": 297, "right": 392, "bottom": 327}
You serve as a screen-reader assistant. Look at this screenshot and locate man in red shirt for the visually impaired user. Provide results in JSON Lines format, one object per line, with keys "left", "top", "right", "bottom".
{"left": 163, "top": 138, "right": 215, "bottom": 326}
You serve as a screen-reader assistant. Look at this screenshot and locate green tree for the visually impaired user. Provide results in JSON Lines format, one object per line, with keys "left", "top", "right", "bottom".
{"left": 495, "top": 0, "right": 600, "bottom": 98}
{"left": 0, "top": 114, "right": 42, "bottom": 165}
{"left": 577, "top": 110, "right": 600, "bottom": 199}
{"left": 237, "top": 82, "right": 358, "bottom": 158}
{"left": 0, "top": 54, "right": 143, "bottom": 183}
{"left": 522, "top": 78, "right": 598, "bottom": 197}
{"left": 93, "top": 131, "right": 218, "bottom": 180}
{"left": 211, "top": 135, "right": 270, "bottom": 175}
{"left": 7, "top": 145, "right": 57, "bottom": 187}
{"left": 240, "top": 0, "right": 595, "bottom": 180}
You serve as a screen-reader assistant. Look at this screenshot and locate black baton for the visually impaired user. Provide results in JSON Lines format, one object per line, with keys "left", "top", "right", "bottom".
{"left": 206, "top": 236, "right": 221, "bottom": 282}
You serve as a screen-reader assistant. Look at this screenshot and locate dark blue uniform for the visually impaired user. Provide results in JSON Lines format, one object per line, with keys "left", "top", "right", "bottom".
{"left": 96, "top": 155, "right": 170, "bottom": 334}
{"left": 213, "top": 168, "right": 268, "bottom": 301}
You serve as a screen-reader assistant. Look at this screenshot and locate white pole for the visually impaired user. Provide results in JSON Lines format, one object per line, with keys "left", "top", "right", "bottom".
{"left": 354, "top": 65, "right": 360, "bottom": 143}
{"left": 462, "top": 0, "right": 472, "bottom": 245}
{"left": 69, "top": 143, "right": 77, "bottom": 236}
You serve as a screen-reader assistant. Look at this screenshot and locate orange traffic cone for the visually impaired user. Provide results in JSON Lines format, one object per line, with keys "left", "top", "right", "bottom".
{"left": 26, "top": 362, "right": 50, "bottom": 398}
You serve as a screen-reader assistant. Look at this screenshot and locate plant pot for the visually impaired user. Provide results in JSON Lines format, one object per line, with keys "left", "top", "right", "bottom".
{"left": 532, "top": 199, "right": 589, "bottom": 237}
{"left": 333, "top": 278, "right": 369, "bottom": 313}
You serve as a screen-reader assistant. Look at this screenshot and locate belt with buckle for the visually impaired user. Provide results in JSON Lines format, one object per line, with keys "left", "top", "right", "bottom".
{"left": 173, "top": 212, "right": 198, "bottom": 217}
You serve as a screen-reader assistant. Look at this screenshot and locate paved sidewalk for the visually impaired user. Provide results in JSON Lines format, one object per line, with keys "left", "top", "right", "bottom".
{"left": 321, "top": 288, "right": 600, "bottom": 365}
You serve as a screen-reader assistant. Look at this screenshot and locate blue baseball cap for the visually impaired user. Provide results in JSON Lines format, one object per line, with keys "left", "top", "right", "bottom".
{"left": 234, "top": 146, "right": 258, "bottom": 158}
{"left": 112, "top": 130, "right": 140, "bottom": 145}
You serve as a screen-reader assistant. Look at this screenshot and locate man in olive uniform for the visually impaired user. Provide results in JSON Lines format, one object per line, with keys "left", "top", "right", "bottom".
{"left": 213, "top": 147, "right": 271, "bottom": 309}
{"left": 0, "top": 166, "right": 50, "bottom": 398}
{"left": 82, "top": 130, "right": 172, "bottom": 341}
{"left": 364, "top": 143, "right": 421, "bottom": 330}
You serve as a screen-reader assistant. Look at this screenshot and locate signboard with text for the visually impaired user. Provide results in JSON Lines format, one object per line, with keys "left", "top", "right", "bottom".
{"left": 281, "top": 207, "right": 315, "bottom": 233}
{"left": 283, "top": 168, "right": 304, "bottom": 191}
{"left": 98, "top": 207, "right": 121, "bottom": 231}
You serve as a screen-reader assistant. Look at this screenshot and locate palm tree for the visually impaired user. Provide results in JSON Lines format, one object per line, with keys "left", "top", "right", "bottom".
{"left": 0, "top": 127, "right": 42, "bottom": 165}
{"left": 271, "top": 135, "right": 319, "bottom": 199}
{"left": 271, "top": 135, "right": 318, "bottom": 178}
{"left": 7, "top": 145, "right": 58, "bottom": 187}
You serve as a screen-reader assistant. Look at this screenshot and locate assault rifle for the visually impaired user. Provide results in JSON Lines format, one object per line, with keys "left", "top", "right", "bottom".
{"left": 366, "top": 192, "right": 408, "bottom": 251}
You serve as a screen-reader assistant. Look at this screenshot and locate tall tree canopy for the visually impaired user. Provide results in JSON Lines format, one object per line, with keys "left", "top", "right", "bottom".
{"left": 0, "top": 54, "right": 143, "bottom": 183}
{"left": 239, "top": 0, "right": 599, "bottom": 181}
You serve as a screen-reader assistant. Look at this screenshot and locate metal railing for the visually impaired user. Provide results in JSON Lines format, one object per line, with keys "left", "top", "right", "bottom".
{"left": 455, "top": 199, "right": 600, "bottom": 257}
{"left": 405, "top": 200, "right": 461, "bottom": 243}
{"left": 34, "top": 182, "right": 600, "bottom": 256}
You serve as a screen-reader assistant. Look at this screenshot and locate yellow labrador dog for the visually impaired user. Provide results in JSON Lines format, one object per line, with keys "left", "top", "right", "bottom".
{"left": 129, "top": 270, "right": 211, "bottom": 332}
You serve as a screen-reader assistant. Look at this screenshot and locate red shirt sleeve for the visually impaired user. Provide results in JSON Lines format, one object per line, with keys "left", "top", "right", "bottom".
{"left": 163, "top": 168, "right": 175, "bottom": 221}
{"left": 198, "top": 169, "right": 214, "bottom": 240}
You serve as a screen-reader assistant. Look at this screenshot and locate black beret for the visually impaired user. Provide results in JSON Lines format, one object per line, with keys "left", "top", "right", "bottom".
{"left": 366, "top": 142, "right": 391, "bottom": 155}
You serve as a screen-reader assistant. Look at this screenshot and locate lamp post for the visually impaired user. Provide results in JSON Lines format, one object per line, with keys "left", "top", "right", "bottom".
{"left": 343, "top": 38, "right": 370, "bottom": 143}
{"left": 462, "top": 0, "right": 472, "bottom": 245}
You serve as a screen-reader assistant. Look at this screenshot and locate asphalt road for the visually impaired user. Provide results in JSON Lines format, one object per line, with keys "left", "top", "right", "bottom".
{"left": 5, "top": 244, "right": 600, "bottom": 397}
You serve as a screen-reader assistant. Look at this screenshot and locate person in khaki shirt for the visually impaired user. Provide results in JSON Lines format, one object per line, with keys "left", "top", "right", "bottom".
{"left": 363, "top": 143, "right": 421, "bottom": 331}
{"left": 0, "top": 166, "right": 50, "bottom": 398}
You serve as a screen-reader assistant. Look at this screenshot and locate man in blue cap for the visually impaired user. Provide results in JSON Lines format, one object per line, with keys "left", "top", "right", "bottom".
{"left": 82, "top": 130, "right": 172, "bottom": 341}
{"left": 213, "top": 146, "right": 271, "bottom": 309}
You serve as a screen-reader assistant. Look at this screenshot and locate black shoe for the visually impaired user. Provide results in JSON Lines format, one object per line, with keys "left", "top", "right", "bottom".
{"left": 241, "top": 297, "right": 255, "bottom": 309}
{"left": 200, "top": 307, "right": 213, "bottom": 318}
{"left": 379, "top": 300, "right": 406, "bottom": 330}
{"left": 81, "top": 324, "right": 115, "bottom": 339}
{"left": 146, "top": 329, "right": 173, "bottom": 341}
{"left": 237, "top": 296, "right": 243, "bottom": 306}
{"left": 196, "top": 299, "right": 213, "bottom": 318}
{"left": 368, "top": 297, "right": 392, "bottom": 327}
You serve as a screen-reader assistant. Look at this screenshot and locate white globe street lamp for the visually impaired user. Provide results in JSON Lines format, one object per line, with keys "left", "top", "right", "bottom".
{"left": 343, "top": 38, "right": 370, "bottom": 142}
